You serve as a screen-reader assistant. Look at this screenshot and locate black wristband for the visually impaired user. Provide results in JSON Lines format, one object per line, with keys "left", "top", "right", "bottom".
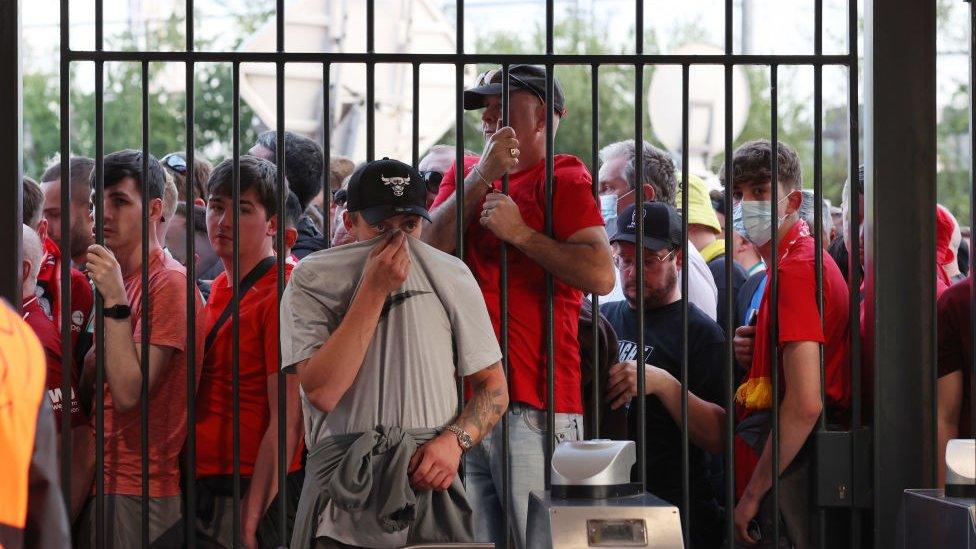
{"left": 103, "top": 304, "right": 131, "bottom": 319}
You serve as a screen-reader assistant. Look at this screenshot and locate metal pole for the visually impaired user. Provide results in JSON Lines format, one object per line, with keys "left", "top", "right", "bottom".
{"left": 864, "top": 0, "right": 937, "bottom": 546}
{"left": 0, "top": 0, "right": 22, "bottom": 305}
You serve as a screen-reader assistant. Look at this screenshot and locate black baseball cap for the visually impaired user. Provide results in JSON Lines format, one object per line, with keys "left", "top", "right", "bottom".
{"left": 610, "top": 202, "right": 684, "bottom": 252}
{"left": 464, "top": 65, "right": 566, "bottom": 115}
{"left": 345, "top": 158, "right": 430, "bottom": 224}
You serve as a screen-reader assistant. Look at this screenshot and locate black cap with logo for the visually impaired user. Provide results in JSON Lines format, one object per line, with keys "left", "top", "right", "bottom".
{"left": 610, "top": 202, "right": 684, "bottom": 252}
{"left": 345, "top": 158, "right": 431, "bottom": 225}
{"left": 463, "top": 64, "right": 566, "bottom": 115}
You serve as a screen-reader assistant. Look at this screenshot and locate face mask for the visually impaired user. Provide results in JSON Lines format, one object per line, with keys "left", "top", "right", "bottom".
{"left": 600, "top": 194, "right": 618, "bottom": 224}
{"left": 736, "top": 195, "right": 791, "bottom": 247}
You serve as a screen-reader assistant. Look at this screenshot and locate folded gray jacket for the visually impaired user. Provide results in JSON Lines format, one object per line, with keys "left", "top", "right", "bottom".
{"left": 291, "top": 425, "right": 474, "bottom": 549}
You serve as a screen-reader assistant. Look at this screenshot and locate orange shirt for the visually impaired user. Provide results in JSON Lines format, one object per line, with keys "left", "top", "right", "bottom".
{"left": 100, "top": 248, "right": 203, "bottom": 497}
{"left": 0, "top": 302, "right": 47, "bottom": 539}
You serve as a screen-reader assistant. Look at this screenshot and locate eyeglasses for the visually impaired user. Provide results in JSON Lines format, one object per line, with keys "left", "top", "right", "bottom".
{"left": 420, "top": 170, "right": 444, "bottom": 194}
{"left": 612, "top": 247, "right": 677, "bottom": 271}
{"left": 161, "top": 153, "right": 187, "bottom": 174}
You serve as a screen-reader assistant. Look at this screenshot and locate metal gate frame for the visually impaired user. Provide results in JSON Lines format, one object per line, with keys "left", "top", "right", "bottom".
{"left": 0, "top": 0, "right": 942, "bottom": 548}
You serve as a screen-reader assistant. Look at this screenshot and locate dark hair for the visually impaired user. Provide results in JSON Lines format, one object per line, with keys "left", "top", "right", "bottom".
{"left": 101, "top": 149, "right": 166, "bottom": 201}
{"left": 256, "top": 131, "right": 323, "bottom": 210}
{"left": 284, "top": 190, "right": 303, "bottom": 229}
{"left": 41, "top": 156, "right": 95, "bottom": 205}
{"left": 599, "top": 140, "right": 678, "bottom": 207}
{"left": 207, "top": 155, "right": 286, "bottom": 219}
{"left": 175, "top": 201, "right": 208, "bottom": 234}
{"left": 725, "top": 139, "right": 802, "bottom": 190}
{"left": 22, "top": 177, "right": 44, "bottom": 228}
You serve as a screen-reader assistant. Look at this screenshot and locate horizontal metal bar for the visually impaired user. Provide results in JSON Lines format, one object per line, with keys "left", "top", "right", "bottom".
{"left": 64, "top": 50, "right": 855, "bottom": 66}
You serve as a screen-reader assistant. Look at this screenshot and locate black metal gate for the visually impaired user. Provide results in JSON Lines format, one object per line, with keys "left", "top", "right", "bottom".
{"left": 0, "top": 0, "right": 946, "bottom": 548}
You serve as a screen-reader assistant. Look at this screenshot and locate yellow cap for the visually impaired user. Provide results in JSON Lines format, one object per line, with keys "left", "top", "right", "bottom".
{"left": 675, "top": 172, "right": 721, "bottom": 234}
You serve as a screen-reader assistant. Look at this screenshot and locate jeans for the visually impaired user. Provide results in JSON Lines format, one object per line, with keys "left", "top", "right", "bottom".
{"left": 464, "top": 402, "right": 583, "bottom": 549}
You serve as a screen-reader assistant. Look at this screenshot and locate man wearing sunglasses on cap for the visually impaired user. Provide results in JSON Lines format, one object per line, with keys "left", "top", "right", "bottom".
{"left": 423, "top": 64, "right": 615, "bottom": 548}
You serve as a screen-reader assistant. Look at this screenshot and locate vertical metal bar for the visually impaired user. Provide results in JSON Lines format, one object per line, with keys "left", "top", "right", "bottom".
{"left": 813, "top": 2, "right": 827, "bottom": 547}
{"left": 969, "top": 0, "right": 976, "bottom": 460}
{"left": 453, "top": 63, "right": 464, "bottom": 262}
{"left": 544, "top": 62, "right": 556, "bottom": 490}
{"left": 847, "top": 0, "right": 862, "bottom": 543}
{"left": 140, "top": 60, "right": 151, "bottom": 549}
{"left": 93, "top": 61, "right": 106, "bottom": 549}
{"left": 590, "top": 64, "right": 600, "bottom": 439}
{"left": 723, "top": 8, "right": 736, "bottom": 545}
{"left": 500, "top": 63, "right": 511, "bottom": 549}
{"left": 184, "top": 53, "right": 198, "bottom": 549}
{"left": 769, "top": 63, "right": 781, "bottom": 547}
{"left": 412, "top": 63, "right": 420, "bottom": 169}
{"left": 0, "top": 0, "right": 21, "bottom": 306}
{"left": 231, "top": 60, "right": 242, "bottom": 549}
{"left": 58, "top": 0, "right": 73, "bottom": 509}
{"left": 679, "top": 63, "right": 691, "bottom": 546}
{"left": 323, "top": 63, "right": 332, "bottom": 246}
{"left": 634, "top": 61, "right": 647, "bottom": 492}
{"left": 276, "top": 61, "right": 288, "bottom": 549}
{"left": 274, "top": 0, "right": 287, "bottom": 539}
{"left": 366, "top": 0, "right": 375, "bottom": 162}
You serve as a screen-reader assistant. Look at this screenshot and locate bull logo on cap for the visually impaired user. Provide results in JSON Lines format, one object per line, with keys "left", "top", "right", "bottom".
{"left": 380, "top": 175, "right": 410, "bottom": 197}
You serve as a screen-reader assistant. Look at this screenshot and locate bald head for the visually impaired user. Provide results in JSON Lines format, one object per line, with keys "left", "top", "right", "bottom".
{"left": 22, "top": 224, "right": 44, "bottom": 299}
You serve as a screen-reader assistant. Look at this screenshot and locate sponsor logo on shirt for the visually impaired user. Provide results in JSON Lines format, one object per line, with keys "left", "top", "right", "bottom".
{"left": 617, "top": 340, "right": 654, "bottom": 363}
{"left": 47, "top": 387, "right": 80, "bottom": 416}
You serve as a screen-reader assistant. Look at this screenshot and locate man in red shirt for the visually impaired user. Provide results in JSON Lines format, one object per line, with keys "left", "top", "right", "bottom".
{"left": 194, "top": 156, "right": 304, "bottom": 548}
{"left": 423, "top": 65, "right": 615, "bottom": 547}
{"left": 936, "top": 276, "right": 972, "bottom": 486}
{"left": 24, "top": 176, "right": 95, "bottom": 378}
{"left": 637, "top": 140, "right": 850, "bottom": 547}
{"left": 80, "top": 149, "right": 202, "bottom": 548}
{"left": 20, "top": 223, "right": 95, "bottom": 522}
{"left": 41, "top": 156, "right": 97, "bottom": 269}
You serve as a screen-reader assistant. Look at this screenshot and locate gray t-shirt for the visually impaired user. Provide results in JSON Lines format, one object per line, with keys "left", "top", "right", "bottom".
{"left": 280, "top": 234, "right": 502, "bottom": 547}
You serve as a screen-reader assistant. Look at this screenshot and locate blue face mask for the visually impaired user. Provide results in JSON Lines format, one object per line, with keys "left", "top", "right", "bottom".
{"left": 734, "top": 195, "right": 791, "bottom": 247}
{"left": 600, "top": 194, "right": 618, "bottom": 224}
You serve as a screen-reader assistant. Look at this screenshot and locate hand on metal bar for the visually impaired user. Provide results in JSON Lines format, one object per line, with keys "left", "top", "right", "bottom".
{"left": 480, "top": 193, "right": 531, "bottom": 245}
{"left": 476, "top": 126, "right": 520, "bottom": 185}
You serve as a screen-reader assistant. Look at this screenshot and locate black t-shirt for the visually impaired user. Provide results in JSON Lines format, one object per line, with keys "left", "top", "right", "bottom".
{"left": 708, "top": 256, "right": 747, "bottom": 335}
{"left": 600, "top": 299, "right": 726, "bottom": 510}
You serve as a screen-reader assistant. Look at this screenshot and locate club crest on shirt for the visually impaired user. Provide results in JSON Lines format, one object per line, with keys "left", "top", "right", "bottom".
{"left": 381, "top": 175, "right": 410, "bottom": 197}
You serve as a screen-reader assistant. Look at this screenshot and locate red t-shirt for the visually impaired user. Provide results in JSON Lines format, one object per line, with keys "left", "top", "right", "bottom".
{"left": 22, "top": 296, "right": 86, "bottom": 431}
{"left": 734, "top": 220, "right": 851, "bottom": 498}
{"left": 195, "top": 260, "right": 302, "bottom": 477}
{"left": 432, "top": 155, "right": 604, "bottom": 413}
{"left": 101, "top": 248, "right": 203, "bottom": 497}
{"left": 36, "top": 238, "right": 94, "bottom": 372}
{"left": 937, "top": 277, "right": 972, "bottom": 438}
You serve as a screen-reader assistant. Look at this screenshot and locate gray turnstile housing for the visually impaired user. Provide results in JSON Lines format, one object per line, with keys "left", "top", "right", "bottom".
{"left": 901, "top": 489, "right": 976, "bottom": 548}
{"left": 526, "top": 491, "right": 684, "bottom": 549}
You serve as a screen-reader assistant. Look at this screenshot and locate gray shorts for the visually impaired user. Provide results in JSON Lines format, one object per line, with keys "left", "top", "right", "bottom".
{"left": 77, "top": 494, "right": 183, "bottom": 548}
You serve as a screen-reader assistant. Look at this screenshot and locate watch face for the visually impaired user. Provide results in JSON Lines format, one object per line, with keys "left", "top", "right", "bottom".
{"left": 460, "top": 433, "right": 473, "bottom": 448}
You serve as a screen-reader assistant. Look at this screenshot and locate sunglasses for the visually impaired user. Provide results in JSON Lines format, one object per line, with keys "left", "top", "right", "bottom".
{"left": 161, "top": 153, "right": 187, "bottom": 174}
{"left": 420, "top": 171, "right": 444, "bottom": 194}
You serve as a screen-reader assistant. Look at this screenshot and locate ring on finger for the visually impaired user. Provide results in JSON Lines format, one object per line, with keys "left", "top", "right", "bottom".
{"left": 509, "top": 148, "right": 518, "bottom": 157}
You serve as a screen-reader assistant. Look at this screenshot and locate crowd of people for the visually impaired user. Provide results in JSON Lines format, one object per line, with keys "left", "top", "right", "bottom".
{"left": 3, "top": 62, "right": 971, "bottom": 549}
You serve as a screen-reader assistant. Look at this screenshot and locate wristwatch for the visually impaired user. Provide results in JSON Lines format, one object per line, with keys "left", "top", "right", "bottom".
{"left": 103, "top": 304, "right": 131, "bottom": 319}
{"left": 445, "top": 424, "right": 473, "bottom": 452}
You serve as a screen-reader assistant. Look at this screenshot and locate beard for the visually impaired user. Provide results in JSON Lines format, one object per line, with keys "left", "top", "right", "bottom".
{"left": 624, "top": 266, "right": 678, "bottom": 310}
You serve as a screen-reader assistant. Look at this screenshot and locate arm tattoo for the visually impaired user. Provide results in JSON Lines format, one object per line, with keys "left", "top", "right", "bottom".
{"left": 457, "top": 365, "right": 506, "bottom": 441}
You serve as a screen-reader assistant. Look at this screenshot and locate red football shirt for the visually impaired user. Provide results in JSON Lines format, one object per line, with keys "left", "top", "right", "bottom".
{"left": 432, "top": 155, "right": 605, "bottom": 413}
{"left": 35, "top": 238, "right": 93, "bottom": 372}
{"left": 734, "top": 220, "right": 851, "bottom": 498}
{"left": 937, "top": 277, "right": 972, "bottom": 438}
{"left": 195, "top": 260, "right": 303, "bottom": 477}
{"left": 101, "top": 248, "right": 203, "bottom": 497}
{"left": 21, "top": 296, "right": 86, "bottom": 431}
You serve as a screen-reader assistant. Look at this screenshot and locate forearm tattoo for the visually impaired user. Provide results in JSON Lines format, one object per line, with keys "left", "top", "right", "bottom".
{"left": 458, "top": 365, "right": 506, "bottom": 441}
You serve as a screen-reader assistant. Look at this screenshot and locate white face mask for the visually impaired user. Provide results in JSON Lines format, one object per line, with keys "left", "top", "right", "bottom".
{"left": 735, "top": 195, "right": 791, "bottom": 247}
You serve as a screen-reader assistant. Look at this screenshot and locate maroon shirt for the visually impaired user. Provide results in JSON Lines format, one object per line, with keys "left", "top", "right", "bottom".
{"left": 937, "top": 276, "right": 972, "bottom": 437}
{"left": 21, "top": 296, "right": 86, "bottom": 431}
